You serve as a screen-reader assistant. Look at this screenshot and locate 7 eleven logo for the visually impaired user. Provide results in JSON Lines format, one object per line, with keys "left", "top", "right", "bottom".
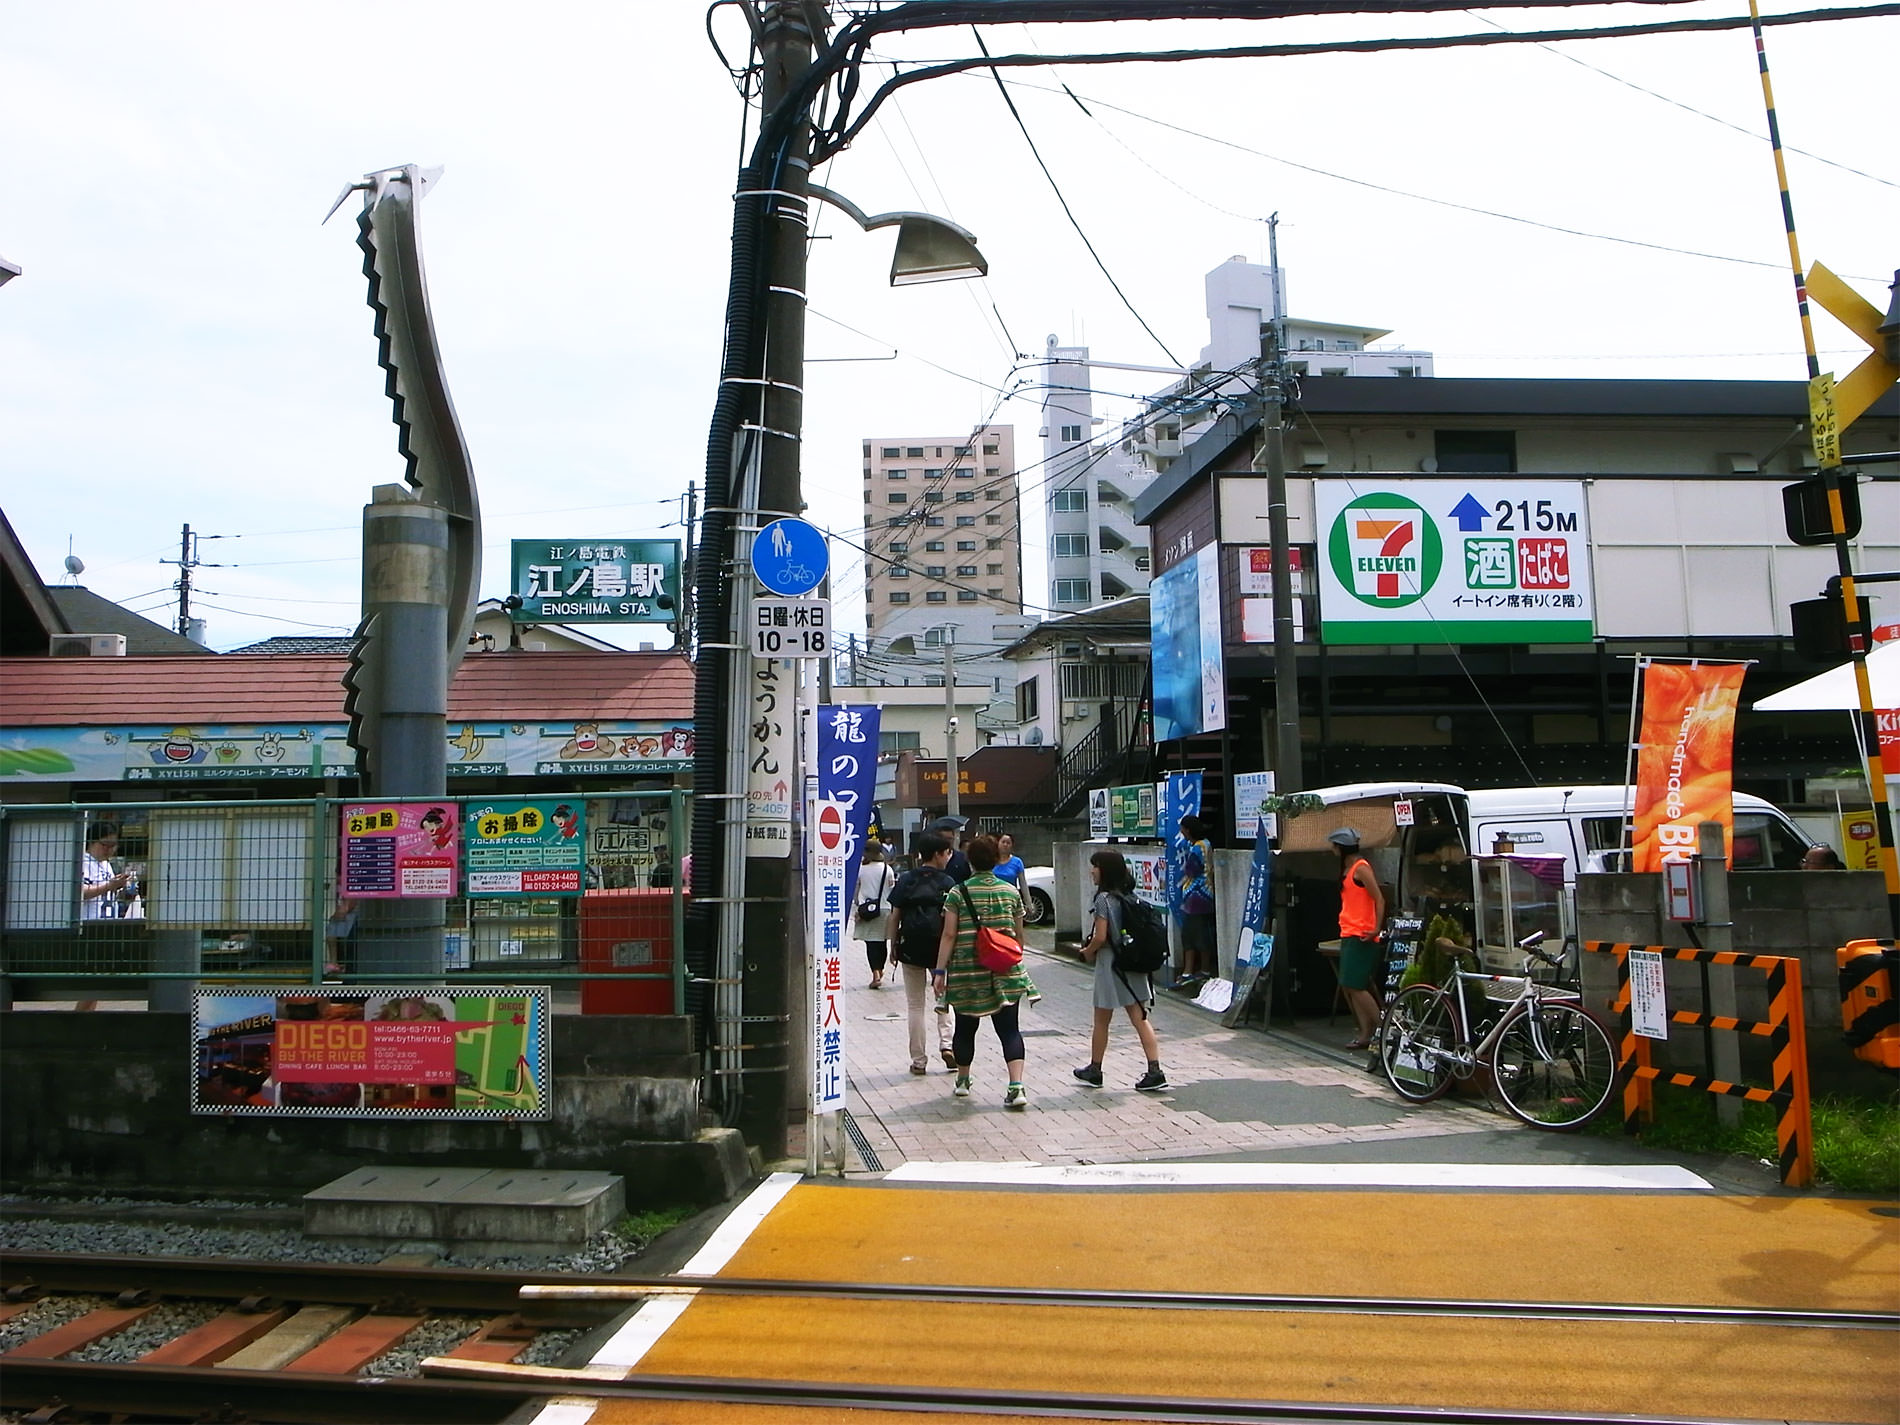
{"left": 1326, "top": 493, "right": 1441, "bottom": 609}
{"left": 1353, "top": 516, "right": 1417, "bottom": 599}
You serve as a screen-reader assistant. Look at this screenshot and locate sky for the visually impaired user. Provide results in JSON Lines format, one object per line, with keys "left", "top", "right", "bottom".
{"left": 2, "top": 1, "right": 1894, "bottom": 655}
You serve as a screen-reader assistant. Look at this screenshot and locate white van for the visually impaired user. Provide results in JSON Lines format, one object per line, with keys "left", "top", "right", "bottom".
{"left": 1464, "top": 784, "right": 1818, "bottom": 884}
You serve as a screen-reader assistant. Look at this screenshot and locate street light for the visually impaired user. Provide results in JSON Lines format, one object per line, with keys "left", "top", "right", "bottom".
{"left": 808, "top": 185, "right": 987, "bottom": 286}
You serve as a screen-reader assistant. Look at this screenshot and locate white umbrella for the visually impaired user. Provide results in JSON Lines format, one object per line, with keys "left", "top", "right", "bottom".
{"left": 1752, "top": 641, "right": 1900, "bottom": 711}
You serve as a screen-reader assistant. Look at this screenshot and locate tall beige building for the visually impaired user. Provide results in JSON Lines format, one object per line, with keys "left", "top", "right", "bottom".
{"left": 857, "top": 424, "right": 1028, "bottom": 704}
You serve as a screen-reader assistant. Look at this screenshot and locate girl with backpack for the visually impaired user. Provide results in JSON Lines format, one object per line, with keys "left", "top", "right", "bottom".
{"left": 1073, "top": 850, "right": 1169, "bottom": 1093}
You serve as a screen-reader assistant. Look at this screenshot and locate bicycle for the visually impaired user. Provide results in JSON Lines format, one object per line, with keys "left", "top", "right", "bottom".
{"left": 1377, "top": 930, "right": 1618, "bottom": 1131}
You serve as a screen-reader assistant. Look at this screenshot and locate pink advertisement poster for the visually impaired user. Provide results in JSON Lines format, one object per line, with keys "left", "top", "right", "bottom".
{"left": 341, "top": 802, "right": 459, "bottom": 899}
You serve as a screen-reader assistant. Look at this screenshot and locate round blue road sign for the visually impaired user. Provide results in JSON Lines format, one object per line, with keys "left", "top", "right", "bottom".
{"left": 751, "top": 518, "right": 829, "bottom": 597}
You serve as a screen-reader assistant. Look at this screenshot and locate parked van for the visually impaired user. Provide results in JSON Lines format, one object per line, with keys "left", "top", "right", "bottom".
{"left": 1464, "top": 784, "right": 1818, "bottom": 885}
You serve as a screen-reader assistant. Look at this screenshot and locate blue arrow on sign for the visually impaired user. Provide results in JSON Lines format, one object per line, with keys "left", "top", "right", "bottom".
{"left": 1448, "top": 493, "right": 1489, "bottom": 531}
{"left": 751, "top": 518, "right": 829, "bottom": 597}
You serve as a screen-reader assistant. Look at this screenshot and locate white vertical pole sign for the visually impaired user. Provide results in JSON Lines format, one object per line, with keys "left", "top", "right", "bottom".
{"left": 808, "top": 797, "right": 849, "bottom": 1124}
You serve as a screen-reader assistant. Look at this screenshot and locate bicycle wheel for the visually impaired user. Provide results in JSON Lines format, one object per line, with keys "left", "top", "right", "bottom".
{"left": 1491, "top": 1002, "right": 1617, "bottom": 1131}
{"left": 1379, "top": 985, "right": 1458, "bottom": 1103}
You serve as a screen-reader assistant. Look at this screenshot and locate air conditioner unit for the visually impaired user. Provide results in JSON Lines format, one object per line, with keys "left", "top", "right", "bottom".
{"left": 50, "top": 633, "right": 127, "bottom": 657}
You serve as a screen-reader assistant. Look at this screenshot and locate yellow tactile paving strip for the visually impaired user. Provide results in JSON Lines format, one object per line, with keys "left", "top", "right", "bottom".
{"left": 582, "top": 1184, "right": 1900, "bottom": 1424}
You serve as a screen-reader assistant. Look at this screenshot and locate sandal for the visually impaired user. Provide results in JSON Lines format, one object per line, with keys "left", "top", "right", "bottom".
{"left": 1345, "top": 1036, "right": 1373, "bottom": 1050}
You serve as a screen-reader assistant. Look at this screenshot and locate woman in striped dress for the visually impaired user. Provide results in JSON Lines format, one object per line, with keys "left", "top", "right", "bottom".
{"left": 934, "top": 834, "right": 1036, "bottom": 1109}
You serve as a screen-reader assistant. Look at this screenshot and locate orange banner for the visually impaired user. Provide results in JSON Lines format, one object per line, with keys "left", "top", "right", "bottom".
{"left": 1632, "top": 661, "right": 1749, "bottom": 872}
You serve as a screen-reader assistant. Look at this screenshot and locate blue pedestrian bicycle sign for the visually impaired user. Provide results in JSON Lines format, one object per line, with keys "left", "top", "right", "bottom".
{"left": 751, "top": 518, "right": 828, "bottom": 597}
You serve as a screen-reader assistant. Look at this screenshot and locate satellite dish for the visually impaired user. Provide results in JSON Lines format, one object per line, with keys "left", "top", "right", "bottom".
{"left": 1026, "top": 726, "right": 1044, "bottom": 745}
{"left": 63, "top": 555, "right": 85, "bottom": 578}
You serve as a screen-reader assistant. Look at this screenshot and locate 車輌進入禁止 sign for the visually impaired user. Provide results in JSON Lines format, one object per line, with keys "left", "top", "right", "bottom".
{"left": 509, "top": 539, "right": 680, "bottom": 624}
{"left": 1316, "top": 481, "right": 1594, "bottom": 645}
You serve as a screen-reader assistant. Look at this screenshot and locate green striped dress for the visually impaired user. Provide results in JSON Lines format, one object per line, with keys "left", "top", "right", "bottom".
{"left": 942, "top": 872, "right": 1036, "bottom": 1017}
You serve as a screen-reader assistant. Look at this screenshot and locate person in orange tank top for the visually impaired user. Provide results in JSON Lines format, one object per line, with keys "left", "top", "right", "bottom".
{"left": 1329, "top": 828, "right": 1386, "bottom": 1049}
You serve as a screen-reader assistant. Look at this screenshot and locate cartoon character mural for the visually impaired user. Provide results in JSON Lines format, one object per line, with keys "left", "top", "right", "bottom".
{"left": 153, "top": 728, "right": 207, "bottom": 765}
{"left": 558, "top": 723, "right": 605, "bottom": 759}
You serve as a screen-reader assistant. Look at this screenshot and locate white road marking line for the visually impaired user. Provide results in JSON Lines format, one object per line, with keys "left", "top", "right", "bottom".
{"left": 881, "top": 1161, "right": 1712, "bottom": 1190}
{"left": 585, "top": 1170, "right": 802, "bottom": 1371}
{"left": 519, "top": 1398, "right": 603, "bottom": 1425}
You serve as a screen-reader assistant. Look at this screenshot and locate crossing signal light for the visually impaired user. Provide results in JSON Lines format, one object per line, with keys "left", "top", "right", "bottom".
{"left": 1782, "top": 475, "right": 1861, "bottom": 547}
{"left": 1790, "top": 594, "right": 1871, "bottom": 660}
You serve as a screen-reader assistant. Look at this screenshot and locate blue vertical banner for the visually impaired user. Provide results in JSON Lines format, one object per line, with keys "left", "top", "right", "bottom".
{"left": 1236, "top": 817, "right": 1276, "bottom": 968}
{"left": 1162, "top": 771, "right": 1203, "bottom": 917}
{"left": 817, "top": 703, "right": 882, "bottom": 905}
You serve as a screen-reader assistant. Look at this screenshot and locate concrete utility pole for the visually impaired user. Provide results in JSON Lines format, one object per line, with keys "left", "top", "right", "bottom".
{"left": 944, "top": 629, "right": 960, "bottom": 819}
{"left": 732, "top": 0, "right": 822, "bottom": 1154}
{"left": 1257, "top": 215, "right": 1301, "bottom": 795}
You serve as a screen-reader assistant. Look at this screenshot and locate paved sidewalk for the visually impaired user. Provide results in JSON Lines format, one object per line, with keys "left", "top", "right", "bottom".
{"left": 837, "top": 932, "right": 1506, "bottom": 1175}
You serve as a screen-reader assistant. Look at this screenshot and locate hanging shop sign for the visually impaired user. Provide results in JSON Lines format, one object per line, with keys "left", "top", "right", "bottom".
{"left": 1316, "top": 480, "right": 1595, "bottom": 645}
{"left": 509, "top": 539, "right": 680, "bottom": 623}
{"left": 816, "top": 704, "right": 881, "bottom": 906}
{"left": 191, "top": 986, "right": 548, "bottom": 1119}
{"left": 340, "top": 802, "right": 459, "bottom": 898}
{"left": 465, "top": 799, "right": 587, "bottom": 896}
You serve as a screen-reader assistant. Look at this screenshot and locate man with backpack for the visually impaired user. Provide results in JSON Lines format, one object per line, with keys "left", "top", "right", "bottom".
{"left": 1072, "top": 849, "right": 1170, "bottom": 1092}
{"left": 889, "top": 834, "right": 959, "bottom": 1074}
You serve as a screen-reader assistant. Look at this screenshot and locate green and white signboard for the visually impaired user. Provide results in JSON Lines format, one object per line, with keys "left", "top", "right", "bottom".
{"left": 509, "top": 539, "right": 681, "bottom": 624}
{"left": 1316, "top": 480, "right": 1594, "bottom": 645}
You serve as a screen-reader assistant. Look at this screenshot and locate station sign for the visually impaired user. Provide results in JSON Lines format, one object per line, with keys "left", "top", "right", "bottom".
{"left": 509, "top": 538, "right": 680, "bottom": 624}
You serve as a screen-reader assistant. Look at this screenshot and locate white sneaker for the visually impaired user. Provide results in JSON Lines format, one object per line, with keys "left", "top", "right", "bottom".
{"left": 953, "top": 1076, "right": 972, "bottom": 1097}
{"left": 1004, "top": 1083, "right": 1028, "bottom": 1110}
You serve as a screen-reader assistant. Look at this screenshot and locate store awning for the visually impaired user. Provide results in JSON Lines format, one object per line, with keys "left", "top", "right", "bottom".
{"left": 1752, "top": 641, "right": 1899, "bottom": 712}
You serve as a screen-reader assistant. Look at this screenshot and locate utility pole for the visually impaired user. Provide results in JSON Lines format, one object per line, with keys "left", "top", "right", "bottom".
{"left": 161, "top": 524, "right": 216, "bottom": 643}
{"left": 943, "top": 629, "right": 960, "bottom": 819}
{"left": 680, "top": 480, "right": 698, "bottom": 652}
{"left": 1258, "top": 215, "right": 1301, "bottom": 794}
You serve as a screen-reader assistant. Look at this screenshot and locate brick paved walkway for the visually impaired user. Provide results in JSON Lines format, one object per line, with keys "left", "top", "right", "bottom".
{"left": 836, "top": 932, "right": 1504, "bottom": 1175}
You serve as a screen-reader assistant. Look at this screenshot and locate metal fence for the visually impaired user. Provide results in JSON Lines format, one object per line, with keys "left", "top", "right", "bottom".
{"left": 0, "top": 792, "right": 688, "bottom": 1010}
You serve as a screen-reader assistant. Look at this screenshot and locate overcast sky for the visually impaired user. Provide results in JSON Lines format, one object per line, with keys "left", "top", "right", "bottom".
{"left": 3, "top": 1, "right": 1894, "bottom": 653}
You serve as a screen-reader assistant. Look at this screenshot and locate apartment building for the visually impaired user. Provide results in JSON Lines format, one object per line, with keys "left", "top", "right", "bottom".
{"left": 858, "top": 425, "right": 1027, "bottom": 713}
{"left": 1043, "top": 257, "right": 1432, "bottom": 612}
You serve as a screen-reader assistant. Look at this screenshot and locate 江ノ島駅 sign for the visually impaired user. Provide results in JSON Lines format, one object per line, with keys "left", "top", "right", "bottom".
{"left": 509, "top": 539, "right": 680, "bottom": 623}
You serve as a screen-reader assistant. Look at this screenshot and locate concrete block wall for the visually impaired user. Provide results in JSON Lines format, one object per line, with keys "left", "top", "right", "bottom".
{"left": 1576, "top": 870, "right": 1894, "bottom": 1097}
{"left": 0, "top": 1013, "right": 752, "bottom": 1206}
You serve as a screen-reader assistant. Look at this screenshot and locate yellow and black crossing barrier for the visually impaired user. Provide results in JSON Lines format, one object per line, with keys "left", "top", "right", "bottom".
{"left": 1584, "top": 942, "right": 1813, "bottom": 1188}
{"left": 1838, "top": 938, "right": 1899, "bottom": 1070}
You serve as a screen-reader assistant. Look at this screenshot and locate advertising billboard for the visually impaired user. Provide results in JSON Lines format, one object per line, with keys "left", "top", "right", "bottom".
{"left": 1151, "top": 543, "right": 1226, "bottom": 741}
{"left": 1316, "top": 480, "right": 1594, "bottom": 645}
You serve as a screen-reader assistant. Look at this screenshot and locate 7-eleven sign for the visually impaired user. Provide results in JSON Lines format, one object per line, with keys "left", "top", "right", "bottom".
{"left": 1330, "top": 493, "right": 1440, "bottom": 608}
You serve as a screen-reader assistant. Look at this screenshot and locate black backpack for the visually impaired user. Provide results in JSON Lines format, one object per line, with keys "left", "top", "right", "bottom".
{"left": 1114, "top": 894, "right": 1168, "bottom": 975}
{"left": 891, "top": 868, "right": 949, "bottom": 968}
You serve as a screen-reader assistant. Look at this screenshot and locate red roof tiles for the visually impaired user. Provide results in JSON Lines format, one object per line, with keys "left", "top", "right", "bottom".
{"left": 0, "top": 652, "right": 695, "bottom": 727}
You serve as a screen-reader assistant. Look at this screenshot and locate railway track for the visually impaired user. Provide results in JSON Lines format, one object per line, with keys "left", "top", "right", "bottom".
{"left": 4, "top": 1252, "right": 1894, "bottom": 1424}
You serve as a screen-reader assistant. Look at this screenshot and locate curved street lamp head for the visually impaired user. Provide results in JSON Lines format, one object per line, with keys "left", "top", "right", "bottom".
{"left": 809, "top": 184, "right": 987, "bottom": 286}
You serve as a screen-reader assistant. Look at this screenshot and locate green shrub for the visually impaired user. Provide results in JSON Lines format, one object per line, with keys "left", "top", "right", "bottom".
{"left": 1598, "top": 1085, "right": 1900, "bottom": 1193}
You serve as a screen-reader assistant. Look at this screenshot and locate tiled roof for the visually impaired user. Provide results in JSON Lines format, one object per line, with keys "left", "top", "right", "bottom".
{"left": 47, "top": 587, "right": 211, "bottom": 655}
{"left": 226, "top": 636, "right": 356, "bottom": 655}
{"left": 0, "top": 652, "right": 696, "bottom": 727}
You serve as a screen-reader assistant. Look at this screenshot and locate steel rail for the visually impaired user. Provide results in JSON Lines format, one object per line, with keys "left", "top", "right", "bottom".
{"left": 0, "top": 1358, "right": 537, "bottom": 1425}
{"left": 524, "top": 1272, "right": 1900, "bottom": 1333}
{"left": 1, "top": 1355, "right": 1799, "bottom": 1425}
{"left": 10, "top": 1251, "right": 1890, "bottom": 1334}
{"left": 0, "top": 1250, "right": 620, "bottom": 1322}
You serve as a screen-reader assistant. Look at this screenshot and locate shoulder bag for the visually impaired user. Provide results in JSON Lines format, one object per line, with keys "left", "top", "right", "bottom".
{"left": 955, "top": 881, "right": 1023, "bottom": 975}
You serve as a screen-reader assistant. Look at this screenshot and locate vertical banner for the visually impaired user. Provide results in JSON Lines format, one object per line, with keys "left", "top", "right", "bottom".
{"left": 808, "top": 798, "right": 849, "bottom": 1115}
{"left": 1631, "top": 661, "right": 1749, "bottom": 872}
{"left": 1235, "top": 817, "right": 1276, "bottom": 969}
{"left": 816, "top": 704, "right": 882, "bottom": 907}
{"left": 1163, "top": 771, "right": 1203, "bottom": 917}
{"left": 340, "top": 803, "right": 458, "bottom": 898}
{"left": 745, "top": 657, "right": 793, "bottom": 858}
